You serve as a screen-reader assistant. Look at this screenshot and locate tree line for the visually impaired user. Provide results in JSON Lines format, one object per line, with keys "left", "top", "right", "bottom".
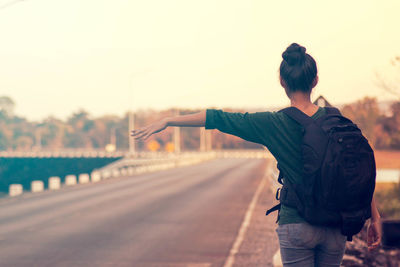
{"left": 0, "top": 97, "right": 261, "bottom": 151}
{"left": 0, "top": 95, "right": 399, "bottom": 151}
{"left": 341, "top": 97, "right": 400, "bottom": 150}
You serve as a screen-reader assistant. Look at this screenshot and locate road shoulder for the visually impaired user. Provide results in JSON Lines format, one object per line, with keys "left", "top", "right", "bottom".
{"left": 231, "top": 159, "right": 280, "bottom": 267}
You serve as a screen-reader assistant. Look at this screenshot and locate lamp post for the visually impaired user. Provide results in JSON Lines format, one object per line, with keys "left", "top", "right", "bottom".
{"left": 105, "top": 126, "right": 118, "bottom": 152}
{"left": 200, "top": 127, "right": 206, "bottom": 151}
{"left": 174, "top": 109, "right": 181, "bottom": 153}
{"left": 129, "top": 111, "right": 135, "bottom": 154}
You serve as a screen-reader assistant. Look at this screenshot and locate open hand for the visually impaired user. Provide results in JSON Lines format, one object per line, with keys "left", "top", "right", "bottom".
{"left": 367, "top": 219, "right": 381, "bottom": 252}
{"left": 131, "top": 119, "right": 168, "bottom": 141}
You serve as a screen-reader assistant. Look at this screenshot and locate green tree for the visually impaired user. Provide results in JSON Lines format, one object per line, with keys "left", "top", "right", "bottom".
{"left": 64, "top": 110, "right": 94, "bottom": 148}
{"left": 39, "top": 117, "right": 67, "bottom": 149}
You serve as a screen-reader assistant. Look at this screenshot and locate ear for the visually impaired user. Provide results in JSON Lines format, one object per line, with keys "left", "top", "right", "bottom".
{"left": 311, "top": 75, "right": 319, "bottom": 89}
{"left": 280, "top": 77, "right": 291, "bottom": 98}
{"left": 280, "top": 76, "right": 287, "bottom": 89}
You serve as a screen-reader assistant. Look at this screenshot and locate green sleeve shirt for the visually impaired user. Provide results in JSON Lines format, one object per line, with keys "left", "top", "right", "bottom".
{"left": 205, "top": 107, "right": 327, "bottom": 224}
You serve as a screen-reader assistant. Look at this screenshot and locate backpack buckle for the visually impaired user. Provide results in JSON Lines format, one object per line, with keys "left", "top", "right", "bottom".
{"left": 276, "top": 188, "right": 281, "bottom": 200}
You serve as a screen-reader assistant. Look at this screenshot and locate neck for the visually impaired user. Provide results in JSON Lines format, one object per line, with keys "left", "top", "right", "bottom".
{"left": 289, "top": 92, "right": 312, "bottom": 107}
{"left": 288, "top": 91, "right": 319, "bottom": 115}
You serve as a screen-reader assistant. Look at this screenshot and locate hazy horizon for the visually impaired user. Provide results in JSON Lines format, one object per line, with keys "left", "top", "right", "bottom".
{"left": 3, "top": 95, "right": 396, "bottom": 123}
{"left": 1, "top": 0, "right": 399, "bottom": 120}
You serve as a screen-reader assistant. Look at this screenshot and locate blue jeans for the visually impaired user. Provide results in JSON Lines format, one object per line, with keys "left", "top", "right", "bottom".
{"left": 276, "top": 223, "right": 347, "bottom": 267}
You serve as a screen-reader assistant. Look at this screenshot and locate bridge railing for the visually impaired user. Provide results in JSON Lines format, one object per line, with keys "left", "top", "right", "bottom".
{"left": 97, "top": 151, "right": 218, "bottom": 176}
{"left": 6, "top": 149, "right": 273, "bottom": 197}
{"left": 0, "top": 148, "right": 273, "bottom": 159}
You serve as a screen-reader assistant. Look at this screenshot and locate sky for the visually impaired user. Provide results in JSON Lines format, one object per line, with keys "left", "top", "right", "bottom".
{"left": 0, "top": 0, "right": 399, "bottom": 121}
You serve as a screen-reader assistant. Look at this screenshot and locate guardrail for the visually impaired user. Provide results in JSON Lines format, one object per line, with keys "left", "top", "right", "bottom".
{"left": 0, "top": 149, "right": 273, "bottom": 159}
{"left": 0, "top": 150, "right": 125, "bottom": 158}
{"left": 97, "top": 151, "right": 217, "bottom": 173}
{"left": 7, "top": 149, "right": 272, "bottom": 197}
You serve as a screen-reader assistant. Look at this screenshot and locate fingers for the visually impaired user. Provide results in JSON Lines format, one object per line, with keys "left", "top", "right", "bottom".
{"left": 131, "top": 126, "right": 155, "bottom": 141}
{"left": 131, "top": 129, "right": 148, "bottom": 140}
{"left": 133, "top": 131, "right": 148, "bottom": 140}
{"left": 367, "top": 239, "right": 378, "bottom": 251}
{"left": 131, "top": 122, "right": 164, "bottom": 141}
{"left": 374, "top": 235, "right": 382, "bottom": 249}
{"left": 372, "top": 239, "right": 380, "bottom": 248}
{"left": 131, "top": 128, "right": 146, "bottom": 136}
{"left": 367, "top": 229, "right": 381, "bottom": 252}
{"left": 368, "top": 242, "right": 380, "bottom": 251}
{"left": 143, "top": 133, "right": 152, "bottom": 140}
{"left": 131, "top": 127, "right": 148, "bottom": 139}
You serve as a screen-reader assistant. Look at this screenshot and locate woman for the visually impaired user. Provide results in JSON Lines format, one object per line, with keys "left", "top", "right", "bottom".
{"left": 131, "top": 43, "right": 381, "bottom": 266}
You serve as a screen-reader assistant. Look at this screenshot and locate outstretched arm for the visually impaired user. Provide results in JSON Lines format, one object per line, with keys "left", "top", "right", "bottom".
{"left": 131, "top": 110, "right": 206, "bottom": 140}
{"left": 131, "top": 109, "right": 268, "bottom": 145}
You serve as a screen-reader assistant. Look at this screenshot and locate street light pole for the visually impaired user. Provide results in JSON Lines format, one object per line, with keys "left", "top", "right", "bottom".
{"left": 200, "top": 127, "right": 206, "bottom": 151}
{"left": 206, "top": 130, "right": 212, "bottom": 151}
{"left": 110, "top": 126, "right": 116, "bottom": 147}
{"left": 174, "top": 109, "right": 181, "bottom": 153}
{"left": 129, "top": 111, "right": 135, "bottom": 154}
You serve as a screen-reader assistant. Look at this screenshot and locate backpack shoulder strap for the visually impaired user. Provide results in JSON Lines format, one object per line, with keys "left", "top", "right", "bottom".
{"left": 279, "top": 107, "right": 315, "bottom": 127}
{"left": 324, "top": 107, "right": 342, "bottom": 116}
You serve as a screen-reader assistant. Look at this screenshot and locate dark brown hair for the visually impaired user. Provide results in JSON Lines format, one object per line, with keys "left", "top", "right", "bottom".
{"left": 279, "top": 43, "right": 317, "bottom": 93}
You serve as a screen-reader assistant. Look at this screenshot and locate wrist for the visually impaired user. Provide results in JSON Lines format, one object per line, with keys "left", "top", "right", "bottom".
{"left": 371, "top": 215, "right": 381, "bottom": 223}
{"left": 164, "top": 117, "right": 171, "bottom": 127}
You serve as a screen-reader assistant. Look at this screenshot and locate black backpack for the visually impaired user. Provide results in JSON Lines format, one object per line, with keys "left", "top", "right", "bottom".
{"left": 266, "top": 106, "right": 376, "bottom": 241}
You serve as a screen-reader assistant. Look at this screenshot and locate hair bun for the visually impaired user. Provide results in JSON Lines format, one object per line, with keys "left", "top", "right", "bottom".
{"left": 282, "top": 43, "right": 306, "bottom": 66}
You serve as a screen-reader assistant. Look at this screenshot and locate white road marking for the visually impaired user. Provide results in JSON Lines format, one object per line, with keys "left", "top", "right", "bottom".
{"left": 223, "top": 165, "right": 269, "bottom": 267}
{"left": 273, "top": 249, "right": 283, "bottom": 267}
{"left": 142, "top": 263, "right": 211, "bottom": 267}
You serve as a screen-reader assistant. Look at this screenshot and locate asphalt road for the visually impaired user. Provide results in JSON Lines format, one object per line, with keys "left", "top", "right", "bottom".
{"left": 0, "top": 158, "right": 279, "bottom": 267}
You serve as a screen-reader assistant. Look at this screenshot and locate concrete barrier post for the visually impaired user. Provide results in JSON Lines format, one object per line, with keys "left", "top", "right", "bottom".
{"left": 101, "top": 170, "right": 111, "bottom": 179}
{"left": 120, "top": 168, "right": 128, "bottom": 176}
{"left": 112, "top": 169, "right": 120, "bottom": 178}
{"left": 135, "top": 166, "right": 144, "bottom": 173}
{"left": 9, "top": 184, "right": 23, "bottom": 197}
{"left": 65, "top": 175, "right": 77, "bottom": 186}
{"left": 48, "top": 176, "right": 61, "bottom": 190}
{"left": 78, "top": 173, "right": 90, "bottom": 184}
{"left": 91, "top": 171, "right": 101, "bottom": 183}
{"left": 31, "top": 180, "right": 44, "bottom": 193}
